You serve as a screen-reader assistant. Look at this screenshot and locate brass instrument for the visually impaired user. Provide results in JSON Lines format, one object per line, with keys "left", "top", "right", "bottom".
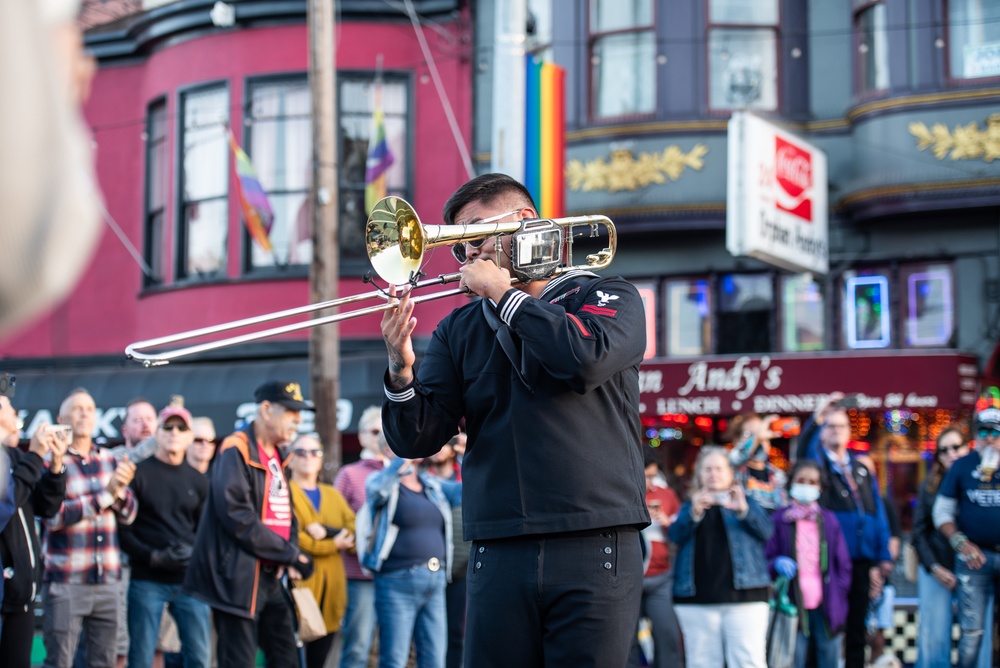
{"left": 125, "top": 196, "right": 616, "bottom": 366}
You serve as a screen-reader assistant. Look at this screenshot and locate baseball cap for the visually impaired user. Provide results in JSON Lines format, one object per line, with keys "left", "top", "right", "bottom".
{"left": 159, "top": 405, "right": 193, "bottom": 429}
{"left": 975, "top": 407, "right": 1000, "bottom": 431}
{"left": 254, "top": 380, "right": 314, "bottom": 411}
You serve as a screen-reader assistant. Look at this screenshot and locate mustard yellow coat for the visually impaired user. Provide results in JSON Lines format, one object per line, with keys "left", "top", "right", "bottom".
{"left": 290, "top": 482, "right": 356, "bottom": 634}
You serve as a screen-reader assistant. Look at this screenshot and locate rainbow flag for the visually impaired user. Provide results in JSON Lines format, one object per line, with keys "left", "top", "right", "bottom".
{"left": 524, "top": 56, "right": 565, "bottom": 218}
{"left": 227, "top": 130, "right": 274, "bottom": 253}
{"left": 365, "top": 83, "right": 396, "bottom": 214}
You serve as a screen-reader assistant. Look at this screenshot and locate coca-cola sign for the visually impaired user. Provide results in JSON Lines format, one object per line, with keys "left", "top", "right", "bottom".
{"left": 726, "top": 112, "right": 829, "bottom": 274}
{"left": 775, "top": 137, "right": 813, "bottom": 222}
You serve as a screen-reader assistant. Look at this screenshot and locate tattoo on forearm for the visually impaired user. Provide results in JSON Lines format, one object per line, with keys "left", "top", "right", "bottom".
{"left": 389, "top": 352, "right": 405, "bottom": 374}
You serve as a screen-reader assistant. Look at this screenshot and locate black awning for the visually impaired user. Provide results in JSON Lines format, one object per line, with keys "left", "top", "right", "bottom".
{"left": 7, "top": 355, "right": 387, "bottom": 442}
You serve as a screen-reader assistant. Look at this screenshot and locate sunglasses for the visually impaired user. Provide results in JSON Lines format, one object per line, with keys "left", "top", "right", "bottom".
{"left": 193, "top": 437, "right": 214, "bottom": 444}
{"left": 450, "top": 210, "right": 521, "bottom": 263}
{"left": 977, "top": 428, "right": 1000, "bottom": 439}
{"left": 161, "top": 423, "right": 190, "bottom": 432}
{"left": 293, "top": 448, "right": 324, "bottom": 459}
{"left": 938, "top": 444, "right": 966, "bottom": 455}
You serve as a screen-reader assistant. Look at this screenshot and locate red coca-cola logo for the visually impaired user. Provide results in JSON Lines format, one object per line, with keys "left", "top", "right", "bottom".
{"left": 775, "top": 137, "right": 813, "bottom": 222}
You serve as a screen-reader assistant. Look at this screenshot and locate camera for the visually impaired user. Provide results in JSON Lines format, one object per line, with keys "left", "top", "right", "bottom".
{"left": 836, "top": 393, "right": 861, "bottom": 409}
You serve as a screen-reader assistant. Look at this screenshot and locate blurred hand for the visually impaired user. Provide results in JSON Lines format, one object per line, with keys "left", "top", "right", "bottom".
{"left": 726, "top": 485, "right": 749, "bottom": 515}
{"left": 932, "top": 565, "right": 957, "bottom": 590}
{"left": 869, "top": 566, "right": 884, "bottom": 600}
{"left": 107, "top": 455, "right": 136, "bottom": 499}
{"left": 29, "top": 423, "right": 54, "bottom": 457}
{"left": 814, "top": 392, "right": 845, "bottom": 425}
{"left": 287, "top": 566, "right": 303, "bottom": 581}
{"left": 304, "top": 522, "right": 326, "bottom": 541}
{"left": 334, "top": 529, "right": 355, "bottom": 550}
{"left": 774, "top": 556, "right": 798, "bottom": 579}
{"left": 691, "top": 490, "right": 714, "bottom": 520}
{"left": 959, "top": 541, "right": 986, "bottom": 571}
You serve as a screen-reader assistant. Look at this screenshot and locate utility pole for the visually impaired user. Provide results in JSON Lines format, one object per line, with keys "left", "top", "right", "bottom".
{"left": 308, "top": 0, "right": 341, "bottom": 478}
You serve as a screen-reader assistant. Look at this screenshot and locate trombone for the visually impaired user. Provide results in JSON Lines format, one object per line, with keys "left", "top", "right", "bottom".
{"left": 125, "top": 196, "right": 616, "bottom": 366}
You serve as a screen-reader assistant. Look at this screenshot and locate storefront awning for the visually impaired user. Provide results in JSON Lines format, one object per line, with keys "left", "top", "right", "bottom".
{"left": 638, "top": 351, "right": 980, "bottom": 417}
{"left": 7, "top": 356, "right": 387, "bottom": 441}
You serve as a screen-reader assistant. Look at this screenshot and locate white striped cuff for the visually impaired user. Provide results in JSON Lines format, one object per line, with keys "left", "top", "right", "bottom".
{"left": 385, "top": 385, "right": 416, "bottom": 402}
{"left": 498, "top": 290, "right": 530, "bottom": 325}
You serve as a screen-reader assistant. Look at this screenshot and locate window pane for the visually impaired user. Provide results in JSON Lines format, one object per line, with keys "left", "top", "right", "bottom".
{"left": 949, "top": 0, "right": 1000, "bottom": 78}
{"left": 593, "top": 31, "right": 656, "bottom": 116}
{"left": 843, "top": 271, "right": 891, "bottom": 349}
{"left": 183, "top": 199, "right": 228, "bottom": 276}
{"left": 717, "top": 274, "right": 773, "bottom": 354}
{"left": 781, "top": 274, "right": 825, "bottom": 352}
{"left": 709, "top": 28, "right": 777, "bottom": 110}
{"left": 590, "top": 0, "right": 653, "bottom": 32}
{"left": 857, "top": 4, "right": 889, "bottom": 91}
{"left": 634, "top": 282, "right": 658, "bottom": 359}
{"left": 666, "top": 279, "right": 711, "bottom": 356}
{"left": 249, "top": 192, "right": 311, "bottom": 268}
{"left": 250, "top": 81, "right": 312, "bottom": 192}
{"left": 710, "top": 0, "right": 778, "bottom": 26}
{"left": 528, "top": 0, "right": 553, "bottom": 45}
{"left": 339, "top": 79, "right": 408, "bottom": 190}
{"left": 904, "top": 265, "right": 954, "bottom": 347}
{"left": 182, "top": 87, "right": 229, "bottom": 201}
{"left": 145, "top": 101, "right": 168, "bottom": 285}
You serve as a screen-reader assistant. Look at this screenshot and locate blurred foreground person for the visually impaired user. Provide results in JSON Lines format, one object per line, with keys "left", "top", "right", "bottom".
{"left": 934, "top": 403, "right": 1000, "bottom": 668}
{"left": 380, "top": 173, "right": 649, "bottom": 667}
{"left": 765, "top": 460, "right": 853, "bottom": 668}
{"left": 42, "top": 389, "right": 137, "bottom": 668}
{"left": 289, "top": 433, "right": 355, "bottom": 668}
{"left": 0, "top": 0, "right": 102, "bottom": 338}
{"left": 183, "top": 381, "right": 315, "bottom": 668}
{"left": 0, "top": 389, "right": 67, "bottom": 668}
{"left": 120, "top": 405, "right": 210, "bottom": 668}
{"left": 670, "top": 446, "right": 773, "bottom": 668}
{"left": 913, "top": 426, "right": 992, "bottom": 668}
{"left": 359, "top": 434, "right": 461, "bottom": 668}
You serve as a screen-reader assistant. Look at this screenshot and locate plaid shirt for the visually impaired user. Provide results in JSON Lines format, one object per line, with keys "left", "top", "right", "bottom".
{"left": 42, "top": 445, "right": 138, "bottom": 584}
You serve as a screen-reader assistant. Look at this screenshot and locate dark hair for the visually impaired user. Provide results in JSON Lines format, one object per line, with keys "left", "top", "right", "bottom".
{"left": 927, "top": 425, "right": 969, "bottom": 494}
{"left": 442, "top": 173, "right": 537, "bottom": 225}
{"left": 643, "top": 447, "right": 661, "bottom": 469}
{"left": 786, "top": 459, "right": 824, "bottom": 491}
{"left": 724, "top": 413, "right": 761, "bottom": 443}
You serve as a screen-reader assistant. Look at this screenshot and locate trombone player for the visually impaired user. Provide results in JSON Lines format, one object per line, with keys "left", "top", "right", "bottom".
{"left": 379, "top": 173, "right": 650, "bottom": 667}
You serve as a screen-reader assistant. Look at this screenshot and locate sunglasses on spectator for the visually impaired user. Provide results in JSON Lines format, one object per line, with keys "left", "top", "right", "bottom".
{"left": 937, "top": 444, "right": 966, "bottom": 455}
{"left": 293, "top": 448, "right": 324, "bottom": 458}
{"left": 193, "top": 437, "right": 214, "bottom": 444}
{"left": 977, "top": 428, "right": 1000, "bottom": 439}
{"left": 161, "top": 423, "right": 190, "bottom": 432}
{"left": 450, "top": 210, "right": 521, "bottom": 263}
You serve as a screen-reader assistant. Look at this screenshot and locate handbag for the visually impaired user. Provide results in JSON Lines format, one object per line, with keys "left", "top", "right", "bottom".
{"left": 766, "top": 576, "right": 799, "bottom": 668}
{"left": 903, "top": 542, "right": 919, "bottom": 583}
{"left": 290, "top": 584, "right": 327, "bottom": 643}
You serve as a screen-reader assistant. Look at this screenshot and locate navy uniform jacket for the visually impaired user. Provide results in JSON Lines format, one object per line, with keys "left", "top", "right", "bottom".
{"left": 383, "top": 270, "right": 651, "bottom": 541}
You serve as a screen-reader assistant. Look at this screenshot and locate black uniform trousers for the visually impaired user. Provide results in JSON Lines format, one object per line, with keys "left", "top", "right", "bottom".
{"left": 464, "top": 525, "right": 643, "bottom": 668}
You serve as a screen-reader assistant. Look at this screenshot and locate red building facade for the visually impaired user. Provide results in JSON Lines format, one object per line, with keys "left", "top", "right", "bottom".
{"left": 1, "top": 0, "right": 473, "bottom": 453}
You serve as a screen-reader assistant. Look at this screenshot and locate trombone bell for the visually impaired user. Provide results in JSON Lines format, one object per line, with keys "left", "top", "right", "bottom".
{"left": 366, "top": 197, "right": 425, "bottom": 285}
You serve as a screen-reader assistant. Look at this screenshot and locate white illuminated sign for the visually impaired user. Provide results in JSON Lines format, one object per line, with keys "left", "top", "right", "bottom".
{"left": 846, "top": 275, "right": 890, "bottom": 349}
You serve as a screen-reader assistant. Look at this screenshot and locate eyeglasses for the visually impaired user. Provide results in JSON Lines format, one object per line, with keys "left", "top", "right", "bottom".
{"left": 161, "top": 424, "right": 190, "bottom": 432}
{"left": 977, "top": 428, "right": 1000, "bottom": 440}
{"left": 193, "top": 437, "right": 214, "bottom": 444}
{"left": 293, "top": 448, "right": 324, "bottom": 458}
{"left": 938, "top": 444, "right": 966, "bottom": 455}
{"left": 450, "top": 210, "right": 521, "bottom": 263}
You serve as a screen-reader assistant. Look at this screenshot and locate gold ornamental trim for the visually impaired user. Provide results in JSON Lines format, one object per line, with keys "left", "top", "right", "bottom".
{"left": 909, "top": 113, "right": 1000, "bottom": 162}
{"left": 565, "top": 144, "right": 709, "bottom": 193}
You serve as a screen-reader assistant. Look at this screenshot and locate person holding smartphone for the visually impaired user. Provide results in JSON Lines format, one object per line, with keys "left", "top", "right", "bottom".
{"left": 669, "top": 446, "right": 774, "bottom": 668}
{"left": 726, "top": 413, "right": 787, "bottom": 514}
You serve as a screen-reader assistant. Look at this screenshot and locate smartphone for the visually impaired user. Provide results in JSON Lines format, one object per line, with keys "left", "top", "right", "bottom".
{"left": 713, "top": 491, "right": 732, "bottom": 505}
{"left": 769, "top": 417, "right": 801, "bottom": 437}
{"left": 50, "top": 425, "right": 73, "bottom": 445}
{"left": 837, "top": 394, "right": 860, "bottom": 409}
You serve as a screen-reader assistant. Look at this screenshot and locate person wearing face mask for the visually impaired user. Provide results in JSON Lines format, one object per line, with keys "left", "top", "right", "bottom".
{"left": 912, "top": 425, "right": 993, "bottom": 668}
{"left": 765, "top": 460, "right": 853, "bottom": 668}
{"left": 726, "top": 413, "right": 787, "bottom": 514}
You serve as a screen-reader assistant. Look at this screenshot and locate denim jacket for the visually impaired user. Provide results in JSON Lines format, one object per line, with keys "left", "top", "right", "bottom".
{"left": 359, "top": 457, "right": 462, "bottom": 581}
{"left": 669, "top": 498, "right": 774, "bottom": 597}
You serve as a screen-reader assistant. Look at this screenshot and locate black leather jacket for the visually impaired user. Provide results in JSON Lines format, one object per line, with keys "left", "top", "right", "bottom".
{"left": 0, "top": 447, "right": 66, "bottom": 613}
{"left": 911, "top": 479, "right": 953, "bottom": 573}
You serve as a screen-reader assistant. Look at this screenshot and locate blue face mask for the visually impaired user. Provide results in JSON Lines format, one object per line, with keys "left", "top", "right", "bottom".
{"left": 789, "top": 483, "right": 820, "bottom": 504}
